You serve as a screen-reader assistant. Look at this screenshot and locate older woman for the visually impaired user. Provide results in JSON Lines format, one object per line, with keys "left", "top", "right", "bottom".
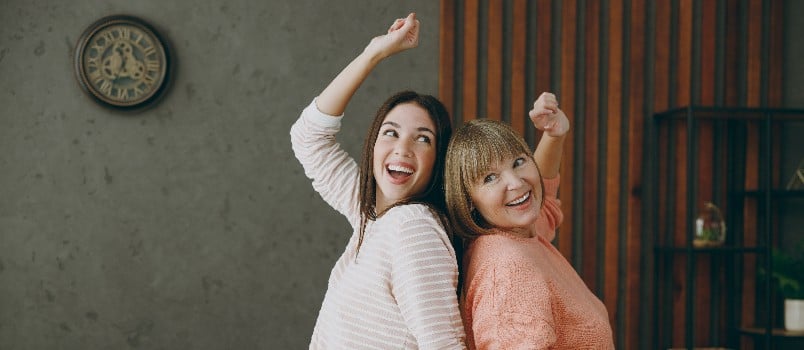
{"left": 444, "top": 93, "right": 614, "bottom": 349}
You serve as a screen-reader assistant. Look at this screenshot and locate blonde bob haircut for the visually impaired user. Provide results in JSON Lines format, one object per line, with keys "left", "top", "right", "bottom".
{"left": 444, "top": 119, "right": 544, "bottom": 241}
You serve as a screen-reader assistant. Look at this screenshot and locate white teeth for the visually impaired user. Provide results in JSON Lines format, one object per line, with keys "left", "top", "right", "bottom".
{"left": 507, "top": 192, "right": 530, "bottom": 206}
{"left": 387, "top": 164, "right": 414, "bottom": 174}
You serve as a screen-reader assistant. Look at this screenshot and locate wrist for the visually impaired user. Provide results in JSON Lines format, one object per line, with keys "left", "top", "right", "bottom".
{"left": 360, "top": 46, "right": 389, "bottom": 65}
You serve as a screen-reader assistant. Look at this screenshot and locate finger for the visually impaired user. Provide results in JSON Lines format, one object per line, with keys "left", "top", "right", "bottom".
{"left": 538, "top": 92, "right": 558, "bottom": 106}
{"left": 529, "top": 108, "right": 553, "bottom": 119}
{"left": 389, "top": 18, "right": 405, "bottom": 33}
{"left": 400, "top": 13, "right": 416, "bottom": 31}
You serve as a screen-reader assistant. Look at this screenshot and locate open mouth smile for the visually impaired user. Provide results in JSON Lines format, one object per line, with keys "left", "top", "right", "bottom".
{"left": 506, "top": 191, "right": 531, "bottom": 206}
{"left": 386, "top": 164, "right": 415, "bottom": 183}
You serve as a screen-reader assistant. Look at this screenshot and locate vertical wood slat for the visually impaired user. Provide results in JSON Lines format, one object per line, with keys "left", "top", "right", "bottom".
{"left": 724, "top": 0, "right": 740, "bottom": 106}
{"left": 582, "top": 0, "right": 601, "bottom": 294}
{"left": 535, "top": 0, "right": 552, "bottom": 99}
{"left": 722, "top": 16, "right": 742, "bottom": 343}
{"left": 674, "top": 2, "right": 694, "bottom": 346}
{"left": 768, "top": 0, "right": 784, "bottom": 107}
{"left": 742, "top": 2, "right": 764, "bottom": 347}
{"left": 486, "top": 0, "right": 503, "bottom": 122}
{"left": 439, "top": 0, "right": 455, "bottom": 118}
{"left": 677, "top": 0, "right": 693, "bottom": 106}
{"left": 654, "top": 0, "right": 673, "bottom": 345}
{"left": 558, "top": 0, "right": 577, "bottom": 261}
{"left": 701, "top": 1, "right": 717, "bottom": 105}
{"left": 462, "top": 0, "right": 479, "bottom": 122}
{"left": 510, "top": 0, "right": 527, "bottom": 134}
{"left": 654, "top": 0, "right": 671, "bottom": 112}
{"left": 697, "top": 0, "right": 718, "bottom": 343}
{"left": 626, "top": 0, "right": 646, "bottom": 348}
{"left": 604, "top": 0, "right": 624, "bottom": 339}
{"left": 746, "top": 0, "right": 763, "bottom": 107}
{"left": 768, "top": 0, "right": 786, "bottom": 287}
{"left": 742, "top": 128, "right": 759, "bottom": 346}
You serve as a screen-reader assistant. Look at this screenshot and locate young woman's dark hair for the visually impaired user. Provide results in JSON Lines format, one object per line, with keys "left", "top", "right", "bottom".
{"left": 356, "top": 90, "right": 453, "bottom": 253}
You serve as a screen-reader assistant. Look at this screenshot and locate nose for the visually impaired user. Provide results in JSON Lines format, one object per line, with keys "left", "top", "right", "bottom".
{"left": 502, "top": 171, "right": 525, "bottom": 191}
{"left": 393, "top": 139, "right": 414, "bottom": 157}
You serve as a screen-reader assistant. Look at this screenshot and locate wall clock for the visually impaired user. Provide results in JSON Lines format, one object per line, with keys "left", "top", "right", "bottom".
{"left": 74, "top": 15, "right": 171, "bottom": 110}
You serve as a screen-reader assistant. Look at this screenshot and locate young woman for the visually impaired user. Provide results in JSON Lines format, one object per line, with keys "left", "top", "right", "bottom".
{"left": 444, "top": 93, "right": 614, "bottom": 349}
{"left": 289, "top": 13, "right": 465, "bottom": 349}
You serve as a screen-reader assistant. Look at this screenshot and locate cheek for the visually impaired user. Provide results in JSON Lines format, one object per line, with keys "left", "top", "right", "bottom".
{"left": 471, "top": 187, "right": 500, "bottom": 214}
{"left": 418, "top": 148, "right": 437, "bottom": 174}
{"left": 372, "top": 143, "right": 388, "bottom": 165}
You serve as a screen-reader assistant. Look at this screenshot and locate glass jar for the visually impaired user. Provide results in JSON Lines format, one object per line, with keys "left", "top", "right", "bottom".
{"left": 693, "top": 202, "right": 726, "bottom": 247}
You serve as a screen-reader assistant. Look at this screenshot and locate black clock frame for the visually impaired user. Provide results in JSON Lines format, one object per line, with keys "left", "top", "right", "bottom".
{"left": 74, "top": 15, "right": 172, "bottom": 111}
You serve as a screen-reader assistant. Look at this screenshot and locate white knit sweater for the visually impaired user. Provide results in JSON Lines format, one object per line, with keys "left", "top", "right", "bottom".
{"left": 290, "top": 100, "right": 466, "bottom": 349}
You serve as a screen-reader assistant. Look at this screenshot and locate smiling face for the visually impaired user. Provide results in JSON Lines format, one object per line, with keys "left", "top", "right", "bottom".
{"left": 469, "top": 153, "right": 544, "bottom": 237}
{"left": 372, "top": 102, "right": 437, "bottom": 213}
{"left": 444, "top": 119, "right": 544, "bottom": 240}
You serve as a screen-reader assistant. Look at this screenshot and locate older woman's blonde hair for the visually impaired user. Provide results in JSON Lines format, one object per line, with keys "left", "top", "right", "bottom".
{"left": 444, "top": 119, "right": 544, "bottom": 241}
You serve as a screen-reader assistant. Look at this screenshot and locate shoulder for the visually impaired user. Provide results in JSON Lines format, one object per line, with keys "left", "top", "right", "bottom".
{"left": 384, "top": 203, "right": 443, "bottom": 226}
{"left": 382, "top": 204, "right": 452, "bottom": 249}
{"left": 465, "top": 236, "right": 548, "bottom": 283}
{"left": 468, "top": 235, "right": 527, "bottom": 261}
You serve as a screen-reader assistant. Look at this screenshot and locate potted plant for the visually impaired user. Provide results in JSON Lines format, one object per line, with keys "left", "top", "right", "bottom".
{"left": 769, "top": 246, "right": 804, "bottom": 332}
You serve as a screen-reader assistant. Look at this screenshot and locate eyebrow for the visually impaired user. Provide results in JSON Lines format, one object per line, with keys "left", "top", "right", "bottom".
{"left": 381, "top": 121, "right": 436, "bottom": 135}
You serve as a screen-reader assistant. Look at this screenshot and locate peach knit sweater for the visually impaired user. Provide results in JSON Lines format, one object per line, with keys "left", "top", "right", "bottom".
{"left": 462, "top": 177, "right": 614, "bottom": 349}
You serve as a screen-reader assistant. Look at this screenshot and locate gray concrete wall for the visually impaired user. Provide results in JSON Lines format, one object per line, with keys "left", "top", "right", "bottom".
{"left": 0, "top": 1, "right": 439, "bottom": 349}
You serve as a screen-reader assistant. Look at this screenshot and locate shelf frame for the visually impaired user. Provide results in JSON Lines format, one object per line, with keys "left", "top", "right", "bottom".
{"left": 651, "top": 106, "right": 804, "bottom": 350}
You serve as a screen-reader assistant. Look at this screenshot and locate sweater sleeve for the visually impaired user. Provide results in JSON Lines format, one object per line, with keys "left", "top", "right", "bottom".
{"left": 534, "top": 176, "right": 563, "bottom": 242}
{"left": 389, "top": 206, "right": 466, "bottom": 349}
{"left": 289, "top": 99, "right": 361, "bottom": 228}
{"left": 468, "top": 258, "right": 556, "bottom": 350}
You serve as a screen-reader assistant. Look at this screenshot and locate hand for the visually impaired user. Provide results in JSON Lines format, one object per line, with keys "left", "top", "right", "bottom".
{"left": 529, "top": 92, "right": 569, "bottom": 137}
{"left": 364, "top": 13, "right": 420, "bottom": 60}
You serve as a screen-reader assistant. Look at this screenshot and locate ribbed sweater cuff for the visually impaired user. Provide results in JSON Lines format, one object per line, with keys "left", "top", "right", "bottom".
{"left": 304, "top": 98, "right": 343, "bottom": 128}
{"left": 542, "top": 175, "right": 560, "bottom": 196}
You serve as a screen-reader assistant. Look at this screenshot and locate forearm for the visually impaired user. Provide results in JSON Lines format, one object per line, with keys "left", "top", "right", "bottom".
{"left": 533, "top": 132, "right": 566, "bottom": 179}
{"left": 316, "top": 13, "right": 419, "bottom": 116}
{"left": 315, "top": 50, "right": 384, "bottom": 116}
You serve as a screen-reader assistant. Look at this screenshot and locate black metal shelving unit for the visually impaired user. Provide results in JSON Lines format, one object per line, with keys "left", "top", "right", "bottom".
{"left": 650, "top": 106, "right": 804, "bottom": 350}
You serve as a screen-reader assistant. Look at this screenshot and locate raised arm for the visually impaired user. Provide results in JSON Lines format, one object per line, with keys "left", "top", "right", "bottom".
{"left": 529, "top": 92, "right": 570, "bottom": 178}
{"left": 315, "top": 13, "right": 420, "bottom": 116}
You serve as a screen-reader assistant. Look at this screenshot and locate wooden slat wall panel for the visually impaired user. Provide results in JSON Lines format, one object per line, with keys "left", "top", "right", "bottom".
{"left": 558, "top": 0, "right": 577, "bottom": 262}
{"left": 626, "top": 1, "right": 646, "bottom": 348}
{"left": 697, "top": 0, "right": 718, "bottom": 343}
{"left": 581, "top": 0, "right": 601, "bottom": 294}
{"left": 653, "top": 16, "right": 672, "bottom": 345}
{"left": 671, "top": 0, "right": 692, "bottom": 344}
{"left": 462, "top": 0, "right": 479, "bottom": 122}
{"left": 769, "top": 0, "right": 784, "bottom": 107}
{"left": 747, "top": 0, "right": 763, "bottom": 107}
{"left": 486, "top": 0, "right": 503, "bottom": 121}
{"left": 724, "top": 0, "right": 740, "bottom": 106}
{"left": 742, "top": 2, "right": 764, "bottom": 349}
{"left": 604, "top": 0, "right": 623, "bottom": 339}
{"left": 534, "top": 0, "right": 552, "bottom": 101}
{"left": 437, "top": 0, "right": 786, "bottom": 348}
{"left": 438, "top": 0, "right": 455, "bottom": 118}
{"left": 510, "top": 0, "right": 527, "bottom": 133}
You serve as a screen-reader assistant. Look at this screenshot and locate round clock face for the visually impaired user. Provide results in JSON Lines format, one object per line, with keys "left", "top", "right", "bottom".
{"left": 75, "top": 15, "right": 170, "bottom": 110}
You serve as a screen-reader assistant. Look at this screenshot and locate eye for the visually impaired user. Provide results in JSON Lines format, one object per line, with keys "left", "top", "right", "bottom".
{"left": 382, "top": 129, "right": 398, "bottom": 137}
{"left": 513, "top": 157, "right": 527, "bottom": 168}
{"left": 416, "top": 135, "right": 432, "bottom": 143}
{"left": 482, "top": 173, "right": 497, "bottom": 184}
